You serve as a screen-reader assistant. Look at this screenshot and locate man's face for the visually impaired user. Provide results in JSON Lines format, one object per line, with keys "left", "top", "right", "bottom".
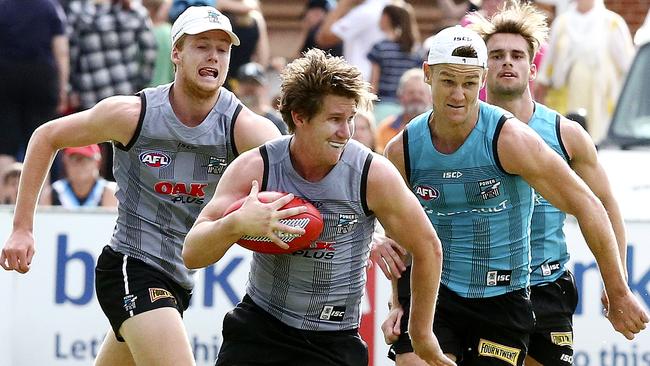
{"left": 294, "top": 94, "right": 357, "bottom": 166}
{"left": 64, "top": 154, "right": 99, "bottom": 182}
{"left": 425, "top": 63, "right": 485, "bottom": 124}
{"left": 486, "top": 33, "right": 535, "bottom": 99}
{"left": 399, "top": 77, "right": 432, "bottom": 116}
{"left": 172, "top": 30, "right": 232, "bottom": 97}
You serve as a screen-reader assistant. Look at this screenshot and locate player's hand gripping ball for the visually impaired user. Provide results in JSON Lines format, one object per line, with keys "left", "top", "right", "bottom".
{"left": 224, "top": 191, "right": 324, "bottom": 254}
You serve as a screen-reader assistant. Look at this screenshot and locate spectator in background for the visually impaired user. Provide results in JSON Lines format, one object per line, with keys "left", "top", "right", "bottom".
{"left": 234, "top": 62, "right": 289, "bottom": 134}
{"left": 352, "top": 109, "right": 377, "bottom": 151}
{"left": 50, "top": 145, "right": 117, "bottom": 208}
{"left": 225, "top": 2, "right": 271, "bottom": 89}
{"left": 535, "top": 0, "right": 635, "bottom": 143}
{"left": 316, "top": 0, "right": 390, "bottom": 81}
{"left": 67, "top": 0, "right": 158, "bottom": 181}
{"left": 0, "top": 0, "right": 69, "bottom": 171}
{"left": 67, "top": 0, "right": 157, "bottom": 111}
{"left": 375, "top": 68, "right": 431, "bottom": 154}
{"left": 1, "top": 163, "right": 24, "bottom": 205}
{"left": 143, "top": 0, "right": 175, "bottom": 86}
{"left": 295, "top": 0, "right": 343, "bottom": 58}
{"left": 369, "top": 3, "right": 423, "bottom": 122}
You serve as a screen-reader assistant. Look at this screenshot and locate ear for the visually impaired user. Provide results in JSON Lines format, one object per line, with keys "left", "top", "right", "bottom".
{"left": 480, "top": 67, "right": 488, "bottom": 89}
{"left": 422, "top": 62, "right": 431, "bottom": 83}
{"left": 529, "top": 62, "right": 537, "bottom": 82}
{"left": 291, "top": 110, "right": 307, "bottom": 127}
{"left": 171, "top": 46, "right": 181, "bottom": 67}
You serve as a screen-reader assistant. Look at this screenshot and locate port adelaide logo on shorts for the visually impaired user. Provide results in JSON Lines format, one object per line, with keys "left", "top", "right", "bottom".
{"left": 478, "top": 178, "right": 501, "bottom": 200}
{"left": 140, "top": 151, "right": 171, "bottom": 168}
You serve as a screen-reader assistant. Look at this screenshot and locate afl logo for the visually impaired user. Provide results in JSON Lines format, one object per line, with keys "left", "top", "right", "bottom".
{"left": 140, "top": 151, "right": 171, "bottom": 168}
{"left": 414, "top": 185, "right": 439, "bottom": 201}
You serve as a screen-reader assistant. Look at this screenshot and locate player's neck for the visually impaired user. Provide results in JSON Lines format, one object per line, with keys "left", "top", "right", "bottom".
{"left": 488, "top": 90, "right": 535, "bottom": 124}
{"left": 169, "top": 82, "right": 221, "bottom": 127}
{"left": 428, "top": 107, "right": 479, "bottom": 154}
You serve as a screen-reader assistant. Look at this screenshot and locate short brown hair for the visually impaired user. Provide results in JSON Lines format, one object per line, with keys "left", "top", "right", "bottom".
{"left": 468, "top": 0, "right": 548, "bottom": 61}
{"left": 279, "top": 49, "right": 376, "bottom": 132}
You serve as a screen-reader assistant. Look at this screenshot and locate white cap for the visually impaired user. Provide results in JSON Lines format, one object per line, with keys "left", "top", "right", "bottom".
{"left": 426, "top": 25, "right": 487, "bottom": 68}
{"left": 171, "top": 6, "right": 240, "bottom": 47}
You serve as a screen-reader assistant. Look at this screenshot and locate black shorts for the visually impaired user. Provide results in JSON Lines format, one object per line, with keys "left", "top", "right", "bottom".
{"left": 215, "top": 294, "right": 368, "bottom": 366}
{"left": 390, "top": 278, "right": 535, "bottom": 366}
{"left": 527, "top": 271, "right": 578, "bottom": 365}
{"left": 95, "top": 245, "right": 192, "bottom": 342}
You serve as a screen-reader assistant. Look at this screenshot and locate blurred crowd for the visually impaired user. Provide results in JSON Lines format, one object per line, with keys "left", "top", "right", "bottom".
{"left": 1, "top": 0, "right": 648, "bottom": 207}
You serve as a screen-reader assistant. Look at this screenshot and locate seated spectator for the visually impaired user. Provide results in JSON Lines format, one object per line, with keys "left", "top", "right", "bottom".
{"left": 234, "top": 62, "right": 289, "bottom": 134}
{"left": 352, "top": 109, "right": 377, "bottom": 151}
{"left": 50, "top": 145, "right": 117, "bottom": 208}
{"left": 375, "top": 68, "right": 431, "bottom": 153}
{"left": 1, "top": 163, "right": 24, "bottom": 205}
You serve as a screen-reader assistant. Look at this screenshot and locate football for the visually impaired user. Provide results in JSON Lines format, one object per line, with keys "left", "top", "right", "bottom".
{"left": 223, "top": 191, "right": 324, "bottom": 254}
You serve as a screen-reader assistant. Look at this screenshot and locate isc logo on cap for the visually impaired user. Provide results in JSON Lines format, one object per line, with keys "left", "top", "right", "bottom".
{"left": 140, "top": 151, "right": 171, "bottom": 168}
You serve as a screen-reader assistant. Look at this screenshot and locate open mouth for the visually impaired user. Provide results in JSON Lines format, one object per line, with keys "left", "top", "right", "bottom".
{"left": 199, "top": 67, "right": 218, "bottom": 78}
{"left": 499, "top": 71, "right": 517, "bottom": 78}
{"left": 328, "top": 141, "right": 346, "bottom": 149}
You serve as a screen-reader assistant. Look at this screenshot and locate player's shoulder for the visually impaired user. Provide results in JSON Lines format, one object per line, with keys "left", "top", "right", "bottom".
{"left": 93, "top": 95, "right": 142, "bottom": 122}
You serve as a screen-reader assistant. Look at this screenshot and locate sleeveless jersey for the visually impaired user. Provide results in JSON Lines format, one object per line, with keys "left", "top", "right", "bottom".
{"left": 110, "top": 83, "right": 242, "bottom": 290}
{"left": 405, "top": 102, "right": 534, "bottom": 298}
{"left": 528, "top": 102, "right": 570, "bottom": 285}
{"left": 248, "top": 137, "right": 376, "bottom": 331}
{"left": 51, "top": 178, "right": 108, "bottom": 207}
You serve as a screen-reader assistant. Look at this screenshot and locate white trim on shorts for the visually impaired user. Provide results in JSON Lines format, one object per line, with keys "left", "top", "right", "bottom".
{"left": 121, "top": 254, "right": 133, "bottom": 317}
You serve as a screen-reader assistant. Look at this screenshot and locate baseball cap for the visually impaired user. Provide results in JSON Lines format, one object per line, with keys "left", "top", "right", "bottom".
{"left": 426, "top": 25, "right": 487, "bottom": 68}
{"left": 171, "top": 6, "right": 241, "bottom": 47}
{"left": 64, "top": 145, "right": 101, "bottom": 160}
{"left": 237, "top": 62, "right": 267, "bottom": 84}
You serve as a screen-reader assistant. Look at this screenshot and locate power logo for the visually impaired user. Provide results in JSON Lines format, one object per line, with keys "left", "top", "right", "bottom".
{"left": 123, "top": 294, "right": 137, "bottom": 312}
{"left": 336, "top": 214, "right": 358, "bottom": 234}
{"left": 478, "top": 339, "right": 520, "bottom": 366}
{"left": 139, "top": 151, "right": 171, "bottom": 168}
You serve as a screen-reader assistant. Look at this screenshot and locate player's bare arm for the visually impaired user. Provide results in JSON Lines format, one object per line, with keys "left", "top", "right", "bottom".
{"left": 561, "top": 118, "right": 628, "bottom": 276}
{"left": 182, "top": 150, "right": 306, "bottom": 268}
{"left": 368, "top": 152, "right": 453, "bottom": 366}
{"left": 1, "top": 96, "right": 141, "bottom": 273}
{"left": 233, "top": 106, "right": 283, "bottom": 153}
{"left": 498, "top": 119, "right": 649, "bottom": 339}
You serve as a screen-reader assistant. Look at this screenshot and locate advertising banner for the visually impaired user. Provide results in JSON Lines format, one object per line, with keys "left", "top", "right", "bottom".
{"left": 0, "top": 208, "right": 648, "bottom": 365}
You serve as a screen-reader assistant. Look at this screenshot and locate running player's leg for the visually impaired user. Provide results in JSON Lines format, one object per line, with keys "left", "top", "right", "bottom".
{"left": 94, "top": 328, "right": 136, "bottom": 366}
{"left": 526, "top": 271, "right": 578, "bottom": 366}
{"left": 120, "top": 307, "right": 195, "bottom": 366}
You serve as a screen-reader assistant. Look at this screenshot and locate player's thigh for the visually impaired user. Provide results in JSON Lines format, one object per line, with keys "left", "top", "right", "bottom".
{"left": 94, "top": 328, "right": 136, "bottom": 366}
{"left": 526, "top": 326, "right": 574, "bottom": 366}
{"left": 120, "top": 307, "right": 195, "bottom": 366}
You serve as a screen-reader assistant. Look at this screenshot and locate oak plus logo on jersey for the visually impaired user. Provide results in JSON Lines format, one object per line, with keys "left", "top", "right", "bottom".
{"left": 154, "top": 181, "right": 208, "bottom": 204}
{"left": 205, "top": 156, "right": 228, "bottom": 175}
{"left": 478, "top": 178, "right": 501, "bottom": 200}
{"left": 140, "top": 151, "right": 171, "bottom": 168}
{"left": 414, "top": 185, "right": 440, "bottom": 201}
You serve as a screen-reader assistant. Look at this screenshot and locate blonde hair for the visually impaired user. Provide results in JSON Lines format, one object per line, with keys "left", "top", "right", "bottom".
{"left": 467, "top": 0, "right": 548, "bottom": 61}
{"left": 279, "top": 49, "right": 376, "bottom": 132}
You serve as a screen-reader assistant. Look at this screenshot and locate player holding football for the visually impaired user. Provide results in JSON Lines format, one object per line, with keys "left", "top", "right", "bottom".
{"left": 183, "top": 49, "right": 454, "bottom": 366}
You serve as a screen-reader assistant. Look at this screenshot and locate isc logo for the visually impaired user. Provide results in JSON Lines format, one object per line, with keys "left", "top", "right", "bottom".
{"left": 140, "top": 151, "right": 171, "bottom": 168}
{"left": 414, "top": 185, "right": 439, "bottom": 201}
{"left": 442, "top": 171, "right": 463, "bottom": 179}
